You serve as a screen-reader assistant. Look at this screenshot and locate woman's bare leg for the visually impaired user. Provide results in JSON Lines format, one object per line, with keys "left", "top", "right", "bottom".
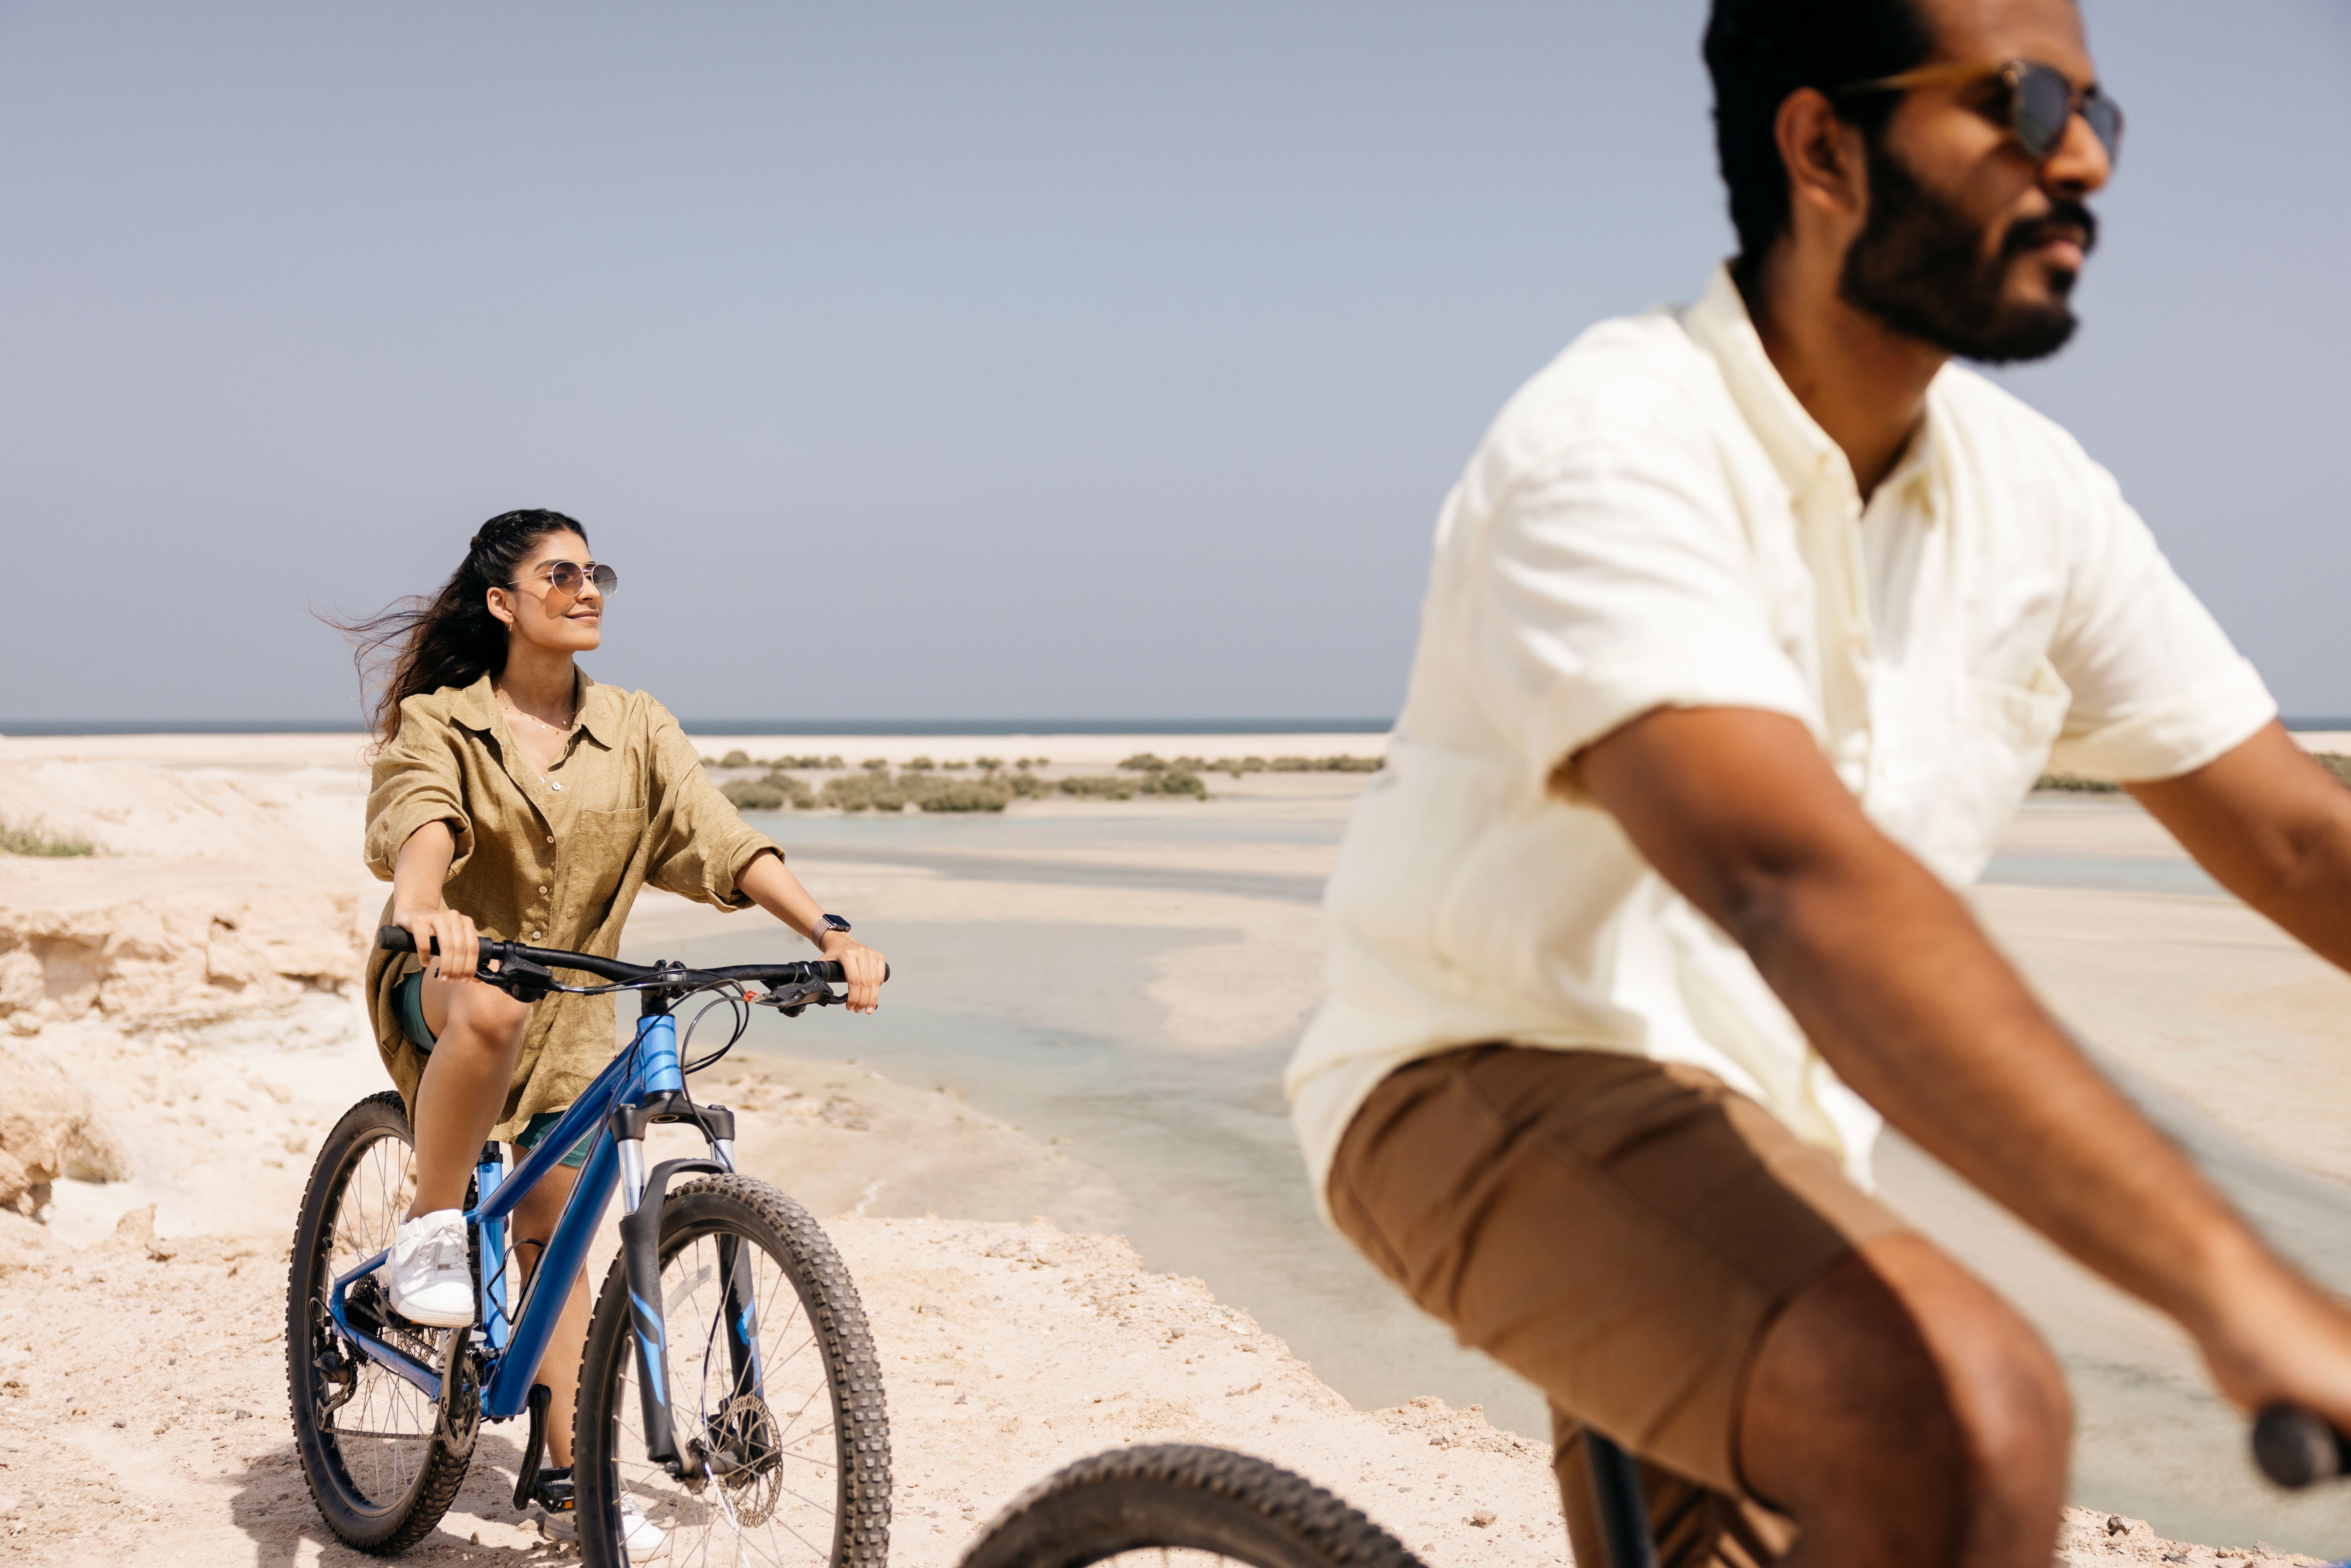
{"left": 511, "top": 1163, "right": 594, "bottom": 1469}
{"left": 408, "top": 976, "right": 531, "bottom": 1217}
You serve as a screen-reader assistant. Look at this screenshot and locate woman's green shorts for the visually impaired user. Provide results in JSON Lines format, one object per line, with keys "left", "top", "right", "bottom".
{"left": 394, "top": 970, "right": 592, "bottom": 1169}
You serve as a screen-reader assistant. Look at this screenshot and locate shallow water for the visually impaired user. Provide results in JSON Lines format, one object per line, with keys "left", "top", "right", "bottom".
{"left": 631, "top": 806, "right": 2351, "bottom": 1554}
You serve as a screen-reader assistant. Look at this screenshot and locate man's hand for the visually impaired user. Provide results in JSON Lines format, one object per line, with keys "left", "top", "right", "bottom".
{"left": 1577, "top": 704, "right": 2351, "bottom": 1437}
{"left": 820, "top": 930, "right": 886, "bottom": 1015}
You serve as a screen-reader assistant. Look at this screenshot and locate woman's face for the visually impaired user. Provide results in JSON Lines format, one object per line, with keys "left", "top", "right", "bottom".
{"left": 487, "top": 530, "right": 605, "bottom": 656}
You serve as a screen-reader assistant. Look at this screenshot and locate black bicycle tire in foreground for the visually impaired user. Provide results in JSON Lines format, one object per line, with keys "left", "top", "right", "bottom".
{"left": 286, "top": 1091, "right": 478, "bottom": 1554}
{"left": 575, "top": 1174, "right": 892, "bottom": 1567}
{"left": 957, "top": 1444, "right": 1427, "bottom": 1568}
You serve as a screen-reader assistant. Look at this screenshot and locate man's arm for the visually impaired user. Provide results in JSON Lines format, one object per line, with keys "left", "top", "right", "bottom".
{"left": 1577, "top": 705, "right": 2351, "bottom": 1427}
{"left": 2128, "top": 721, "right": 2351, "bottom": 965}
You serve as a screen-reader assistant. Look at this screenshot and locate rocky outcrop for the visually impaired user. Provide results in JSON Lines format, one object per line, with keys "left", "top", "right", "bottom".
{"left": 0, "top": 1039, "right": 133, "bottom": 1214}
{"left": 0, "top": 758, "right": 364, "bottom": 1031}
{"left": 0, "top": 873, "right": 359, "bottom": 1029}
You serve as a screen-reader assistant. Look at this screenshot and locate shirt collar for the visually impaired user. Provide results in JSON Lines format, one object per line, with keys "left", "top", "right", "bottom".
{"left": 573, "top": 671, "right": 620, "bottom": 749}
{"left": 447, "top": 672, "right": 501, "bottom": 733}
{"left": 1681, "top": 262, "right": 1950, "bottom": 525}
{"left": 445, "top": 667, "right": 616, "bottom": 746}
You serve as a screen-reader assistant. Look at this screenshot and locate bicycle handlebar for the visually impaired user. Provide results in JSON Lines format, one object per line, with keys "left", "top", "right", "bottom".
{"left": 2253, "top": 1403, "right": 2351, "bottom": 1489}
{"left": 375, "top": 925, "right": 878, "bottom": 989}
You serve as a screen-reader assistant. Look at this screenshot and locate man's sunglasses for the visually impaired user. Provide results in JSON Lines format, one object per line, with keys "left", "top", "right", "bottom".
{"left": 513, "top": 560, "right": 618, "bottom": 597}
{"left": 1838, "top": 59, "right": 2122, "bottom": 166}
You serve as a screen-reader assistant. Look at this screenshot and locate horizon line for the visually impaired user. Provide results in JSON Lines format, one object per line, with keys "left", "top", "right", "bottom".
{"left": 0, "top": 717, "right": 1400, "bottom": 738}
{"left": 16, "top": 716, "right": 2351, "bottom": 739}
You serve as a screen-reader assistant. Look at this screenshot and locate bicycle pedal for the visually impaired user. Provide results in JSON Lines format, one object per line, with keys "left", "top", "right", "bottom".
{"left": 529, "top": 1466, "right": 576, "bottom": 1513}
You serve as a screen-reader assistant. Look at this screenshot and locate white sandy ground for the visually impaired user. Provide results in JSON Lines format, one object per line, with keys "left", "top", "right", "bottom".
{"left": 0, "top": 733, "right": 2344, "bottom": 1564}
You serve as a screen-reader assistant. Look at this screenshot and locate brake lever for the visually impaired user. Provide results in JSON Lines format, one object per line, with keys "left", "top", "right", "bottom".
{"left": 757, "top": 980, "right": 844, "bottom": 1017}
{"left": 481, "top": 957, "right": 559, "bottom": 1003}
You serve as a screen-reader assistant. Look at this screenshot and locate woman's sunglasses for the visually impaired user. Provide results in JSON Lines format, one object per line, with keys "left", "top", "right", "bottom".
{"left": 1838, "top": 58, "right": 2122, "bottom": 166}
{"left": 514, "top": 560, "right": 619, "bottom": 598}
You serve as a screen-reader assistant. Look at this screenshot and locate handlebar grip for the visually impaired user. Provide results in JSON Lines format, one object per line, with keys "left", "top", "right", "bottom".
{"left": 2252, "top": 1403, "right": 2351, "bottom": 1488}
{"left": 802, "top": 962, "right": 890, "bottom": 983}
{"left": 377, "top": 925, "right": 421, "bottom": 954}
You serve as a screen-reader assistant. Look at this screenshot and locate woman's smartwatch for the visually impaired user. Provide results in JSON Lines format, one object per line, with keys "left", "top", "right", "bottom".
{"left": 811, "top": 914, "right": 852, "bottom": 947}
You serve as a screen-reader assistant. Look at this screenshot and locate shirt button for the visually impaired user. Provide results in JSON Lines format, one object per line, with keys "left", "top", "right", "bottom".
{"left": 538, "top": 885, "right": 549, "bottom": 894}
{"left": 545, "top": 835, "right": 555, "bottom": 844}
{"left": 532, "top": 931, "right": 544, "bottom": 940}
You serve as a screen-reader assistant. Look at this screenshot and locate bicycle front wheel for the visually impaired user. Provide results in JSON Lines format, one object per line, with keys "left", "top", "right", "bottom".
{"left": 958, "top": 1446, "right": 1427, "bottom": 1568}
{"left": 575, "top": 1174, "right": 891, "bottom": 1567}
{"left": 284, "top": 1090, "right": 475, "bottom": 1553}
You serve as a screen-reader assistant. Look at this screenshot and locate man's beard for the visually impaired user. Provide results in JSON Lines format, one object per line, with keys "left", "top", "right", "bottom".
{"left": 1838, "top": 138, "right": 2097, "bottom": 365}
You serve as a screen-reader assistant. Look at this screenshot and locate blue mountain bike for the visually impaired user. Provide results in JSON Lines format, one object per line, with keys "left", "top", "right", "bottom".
{"left": 285, "top": 928, "right": 892, "bottom": 1565}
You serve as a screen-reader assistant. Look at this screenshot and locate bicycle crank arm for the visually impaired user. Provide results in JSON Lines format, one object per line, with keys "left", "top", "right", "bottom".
{"left": 512, "top": 1383, "right": 553, "bottom": 1509}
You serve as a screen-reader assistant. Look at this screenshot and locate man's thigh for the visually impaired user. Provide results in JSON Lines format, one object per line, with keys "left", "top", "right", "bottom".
{"left": 1326, "top": 1045, "right": 1909, "bottom": 1500}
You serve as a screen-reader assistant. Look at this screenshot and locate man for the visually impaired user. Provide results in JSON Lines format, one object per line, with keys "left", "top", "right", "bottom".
{"left": 1287, "top": 1, "right": 2351, "bottom": 1564}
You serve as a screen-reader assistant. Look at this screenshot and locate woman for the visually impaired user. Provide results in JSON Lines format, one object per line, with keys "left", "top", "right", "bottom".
{"left": 342, "top": 508, "right": 886, "bottom": 1532}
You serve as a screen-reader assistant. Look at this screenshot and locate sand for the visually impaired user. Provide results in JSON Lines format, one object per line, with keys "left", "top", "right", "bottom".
{"left": 0, "top": 733, "right": 2341, "bottom": 1565}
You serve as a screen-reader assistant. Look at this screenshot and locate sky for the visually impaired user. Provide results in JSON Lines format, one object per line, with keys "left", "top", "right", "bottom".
{"left": 2, "top": 1, "right": 2346, "bottom": 724}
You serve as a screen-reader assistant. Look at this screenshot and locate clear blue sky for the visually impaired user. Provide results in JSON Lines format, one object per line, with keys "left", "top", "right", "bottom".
{"left": 4, "top": 1, "right": 2346, "bottom": 723}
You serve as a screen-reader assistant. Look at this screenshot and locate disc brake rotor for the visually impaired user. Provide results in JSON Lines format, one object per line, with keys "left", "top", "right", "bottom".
{"left": 704, "top": 1394, "right": 783, "bottom": 1525}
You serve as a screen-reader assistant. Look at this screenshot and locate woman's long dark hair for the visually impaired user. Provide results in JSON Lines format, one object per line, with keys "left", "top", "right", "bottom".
{"left": 326, "top": 509, "right": 590, "bottom": 747}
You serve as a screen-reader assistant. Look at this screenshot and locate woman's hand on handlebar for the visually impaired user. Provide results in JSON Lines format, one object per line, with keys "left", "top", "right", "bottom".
{"left": 394, "top": 904, "right": 482, "bottom": 986}
{"left": 820, "top": 930, "right": 886, "bottom": 1014}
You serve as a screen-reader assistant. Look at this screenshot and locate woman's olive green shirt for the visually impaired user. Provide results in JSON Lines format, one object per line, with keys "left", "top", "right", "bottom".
{"left": 363, "top": 670, "right": 781, "bottom": 1141}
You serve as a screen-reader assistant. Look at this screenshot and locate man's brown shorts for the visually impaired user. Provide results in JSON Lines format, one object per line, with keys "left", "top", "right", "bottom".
{"left": 1328, "top": 1045, "right": 1910, "bottom": 1568}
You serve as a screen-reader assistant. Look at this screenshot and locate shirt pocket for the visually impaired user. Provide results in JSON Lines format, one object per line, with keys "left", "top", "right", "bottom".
{"left": 1902, "top": 660, "right": 2069, "bottom": 882}
{"left": 567, "top": 805, "right": 649, "bottom": 912}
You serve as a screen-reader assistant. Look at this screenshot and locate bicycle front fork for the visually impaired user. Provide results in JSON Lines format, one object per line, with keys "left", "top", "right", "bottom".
{"left": 609, "top": 1024, "right": 748, "bottom": 1481}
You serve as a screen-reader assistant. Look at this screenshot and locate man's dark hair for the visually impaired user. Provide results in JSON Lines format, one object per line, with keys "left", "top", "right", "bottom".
{"left": 1704, "top": 0, "right": 1938, "bottom": 270}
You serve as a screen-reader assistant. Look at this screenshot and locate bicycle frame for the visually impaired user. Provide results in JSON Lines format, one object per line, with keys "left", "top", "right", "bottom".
{"left": 324, "top": 989, "right": 749, "bottom": 1481}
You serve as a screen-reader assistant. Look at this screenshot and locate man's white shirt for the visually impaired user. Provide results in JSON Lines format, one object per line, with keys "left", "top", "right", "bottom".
{"left": 1287, "top": 264, "right": 2274, "bottom": 1213}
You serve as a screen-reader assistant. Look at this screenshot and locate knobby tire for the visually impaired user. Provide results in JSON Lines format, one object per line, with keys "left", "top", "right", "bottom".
{"left": 285, "top": 1090, "right": 478, "bottom": 1553}
{"left": 575, "top": 1174, "right": 891, "bottom": 1567}
{"left": 957, "top": 1444, "right": 1428, "bottom": 1568}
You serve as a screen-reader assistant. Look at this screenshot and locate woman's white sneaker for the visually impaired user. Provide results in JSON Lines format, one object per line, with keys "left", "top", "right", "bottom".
{"left": 535, "top": 1489, "right": 665, "bottom": 1556}
{"left": 379, "top": 1209, "right": 474, "bottom": 1327}
{"left": 617, "top": 1499, "right": 666, "bottom": 1556}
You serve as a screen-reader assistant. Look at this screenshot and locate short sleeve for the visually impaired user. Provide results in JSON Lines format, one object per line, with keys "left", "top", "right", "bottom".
{"left": 640, "top": 701, "right": 784, "bottom": 909}
{"left": 2045, "top": 469, "right": 2275, "bottom": 782}
{"left": 364, "top": 701, "right": 474, "bottom": 882}
{"left": 1470, "top": 434, "right": 1821, "bottom": 792}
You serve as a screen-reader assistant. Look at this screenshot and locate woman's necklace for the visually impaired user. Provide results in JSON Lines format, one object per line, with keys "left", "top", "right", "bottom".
{"left": 496, "top": 686, "right": 576, "bottom": 791}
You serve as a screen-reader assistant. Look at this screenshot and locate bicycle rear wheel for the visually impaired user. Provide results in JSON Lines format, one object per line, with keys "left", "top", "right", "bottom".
{"left": 957, "top": 1446, "right": 1427, "bottom": 1568}
{"left": 285, "top": 1090, "right": 477, "bottom": 1553}
{"left": 575, "top": 1174, "right": 891, "bottom": 1567}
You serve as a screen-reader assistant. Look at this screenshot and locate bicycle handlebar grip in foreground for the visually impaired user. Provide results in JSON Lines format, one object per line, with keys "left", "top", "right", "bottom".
{"left": 377, "top": 925, "right": 419, "bottom": 954}
{"left": 2252, "top": 1403, "right": 2351, "bottom": 1488}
